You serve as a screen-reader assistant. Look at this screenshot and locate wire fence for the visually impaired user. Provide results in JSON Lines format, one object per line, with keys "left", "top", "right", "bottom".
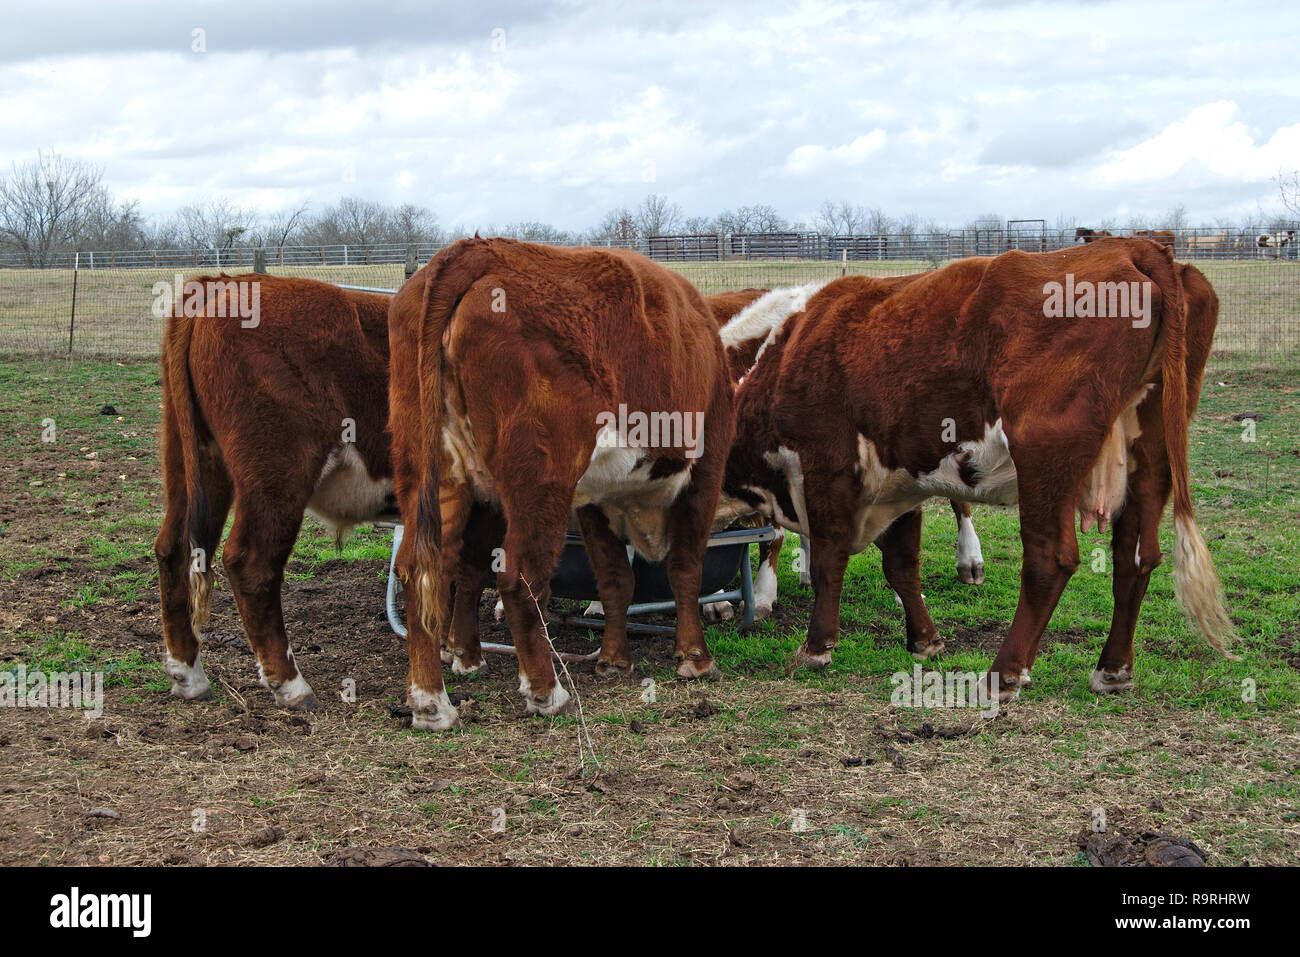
{"left": 0, "top": 248, "right": 1298, "bottom": 364}
{"left": 3, "top": 225, "right": 1297, "bottom": 269}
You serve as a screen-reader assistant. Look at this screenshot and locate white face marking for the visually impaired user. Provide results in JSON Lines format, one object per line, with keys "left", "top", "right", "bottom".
{"left": 575, "top": 424, "right": 694, "bottom": 561}
{"left": 307, "top": 443, "right": 395, "bottom": 530}
{"left": 409, "top": 683, "right": 459, "bottom": 731}
{"left": 164, "top": 651, "right": 211, "bottom": 700}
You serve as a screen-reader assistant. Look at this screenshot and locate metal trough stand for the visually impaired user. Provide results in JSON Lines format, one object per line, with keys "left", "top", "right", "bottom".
{"left": 376, "top": 522, "right": 778, "bottom": 662}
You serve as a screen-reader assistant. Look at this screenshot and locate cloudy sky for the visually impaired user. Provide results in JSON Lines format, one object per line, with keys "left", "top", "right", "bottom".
{"left": 3, "top": 0, "right": 1298, "bottom": 231}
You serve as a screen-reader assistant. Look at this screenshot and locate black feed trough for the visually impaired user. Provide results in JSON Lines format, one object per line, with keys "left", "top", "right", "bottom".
{"left": 381, "top": 523, "right": 778, "bottom": 645}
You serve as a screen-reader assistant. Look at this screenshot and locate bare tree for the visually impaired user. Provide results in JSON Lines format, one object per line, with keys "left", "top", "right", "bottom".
{"left": 393, "top": 203, "right": 441, "bottom": 246}
{"left": 1278, "top": 169, "right": 1300, "bottom": 220}
{"left": 175, "top": 198, "right": 258, "bottom": 251}
{"left": 259, "top": 202, "right": 311, "bottom": 248}
{"left": 0, "top": 151, "right": 105, "bottom": 267}
{"left": 591, "top": 206, "right": 639, "bottom": 245}
{"left": 76, "top": 194, "right": 148, "bottom": 250}
{"left": 717, "top": 204, "right": 787, "bottom": 234}
{"left": 635, "top": 194, "right": 682, "bottom": 238}
{"left": 682, "top": 214, "right": 717, "bottom": 234}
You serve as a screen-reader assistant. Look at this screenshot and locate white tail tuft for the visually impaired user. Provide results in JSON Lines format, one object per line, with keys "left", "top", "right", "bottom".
{"left": 1173, "top": 515, "right": 1238, "bottom": 658}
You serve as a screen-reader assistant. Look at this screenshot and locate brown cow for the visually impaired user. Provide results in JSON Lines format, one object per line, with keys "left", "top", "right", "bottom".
{"left": 155, "top": 274, "right": 394, "bottom": 708}
{"left": 711, "top": 281, "right": 988, "bottom": 602}
{"left": 723, "top": 239, "right": 1233, "bottom": 698}
{"left": 1075, "top": 228, "right": 1113, "bottom": 243}
{"left": 387, "top": 238, "right": 733, "bottom": 730}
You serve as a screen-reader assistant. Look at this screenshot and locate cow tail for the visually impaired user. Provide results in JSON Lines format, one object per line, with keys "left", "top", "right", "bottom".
{"left": 161, "top": 301, "right": 215, "bottom": 634}
{"left": 411, "top": 242, "right": 490, "bottom": 637}
{"left": 1152, "top": 245, "right": 1236, "bottom": 656}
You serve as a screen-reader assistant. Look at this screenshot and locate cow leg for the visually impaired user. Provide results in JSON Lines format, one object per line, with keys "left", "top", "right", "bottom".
{"left": 221, "top": 493, "right": 318, "bottom": 709}
{"left": 496, "top": 485, "right": 573, "bottom": 715}
{"left": 952, "top": 499, "right": 985, "bottom": 585}
{"left": 575, "top": 505, "right": 636, "bottom": 677}
{"left": 879, "top": 507, "right": 945, "bottom": 659}
{"left": 444, "top": 501, "right": 503, "bottom": 676}
{"left": 665, "top": 472, "right": 724, "bottom": 681}
{"left": 750, "top": 529, "right": 783, "bottom": 619}
{"left": 794, "top": 472, "right": 858, "bottom": 669}
{"left": 1093, "top": 406, "right": 1171, "bottom": 693}
{"left": 155, "top": 450, "right": 232, "bottom": 701}
{"left": 987, "top": 490, "right": 1080, "bottom": 700}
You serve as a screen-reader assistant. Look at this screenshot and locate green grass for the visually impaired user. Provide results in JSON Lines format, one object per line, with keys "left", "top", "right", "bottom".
{"left": 5, "top": 633, "right": 168, "bottom": 690}
{"left": 0, "top": 356, "right": 1297, "bottom": 730}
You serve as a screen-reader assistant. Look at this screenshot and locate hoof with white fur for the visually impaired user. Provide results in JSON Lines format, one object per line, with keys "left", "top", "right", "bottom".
{"left": 450, "top": 651, "right": 486, "bottom": 676}
{"left": 518, "top": 672, "right": 573, "bottom": 716}
{"left": 957, "top": 561, "right": 985, "bottom": 585}
{"left": 702, "top": 599, "right": 736, "bottom": 622}
{"left": 270, "top": 671, "right": 319, "bottom": 710}
{"left": 409, "top": 685, "right": 461, "bottom": 730}
{"left": 165, "top": 652, "right": 212, "bottom": 701}
{"left": 1089, "top": 666, "right": 1134, "bottom": 694}
{"left": 493, "top": 599, "right": 505, "bottom": 622}
{"left": 582, "top": 601, "right": 605, "bottom": 617}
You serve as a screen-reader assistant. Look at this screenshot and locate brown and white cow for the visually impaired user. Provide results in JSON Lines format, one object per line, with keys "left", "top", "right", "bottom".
{"left": 387, "top": 238, "right": 733, "bottom": 730}
{"left": 710, "top": 282, "right": 987, "bottom": 603}
{"left": 155, "top": 275, "right": 395, "bottom": 708}
{"left": 723, "top": 239, "right": 1234, "bottom": 697}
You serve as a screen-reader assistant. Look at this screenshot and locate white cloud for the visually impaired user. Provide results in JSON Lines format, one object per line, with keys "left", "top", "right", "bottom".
{"left": 1096, "top": 100, "right": 1300, "bottom": 186}
{"left": 784, "top": 130, "right": 887, "bottom": 174}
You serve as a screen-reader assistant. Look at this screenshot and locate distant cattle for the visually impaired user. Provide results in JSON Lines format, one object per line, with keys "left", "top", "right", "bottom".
{"left": 1075, "top": 228, "right": 1112, "bottom": 243}
{"left": 156, "top": 275, "right": 394, "bottom": 708}
{"left": 1257, "top": 230, "right": 1296, "bottom": 258}
{"left": 387, "top": 238, "right": 734, "bottom": 730}
{"left": 723, "top": 239, "right": 1233, "bottom": 698}
{"left": 1184, "top": 231, "right": 1229, "bottom": 257}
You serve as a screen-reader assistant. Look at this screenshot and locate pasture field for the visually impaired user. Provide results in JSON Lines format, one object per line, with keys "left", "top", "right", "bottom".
{"left": 1, "top": 257, "right": 1299, "bottom": 359}
{"left": 0, "top": 357, "right": 1297, "bottom": 866}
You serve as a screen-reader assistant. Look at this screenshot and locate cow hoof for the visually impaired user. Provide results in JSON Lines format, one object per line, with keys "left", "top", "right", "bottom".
{"left": 985, "top": 670, "right": 1024, "bottom": 703}
{"left": 595, "top": 659, "right": 633, "bottom": 679}
{"left": 958, "top": 562, "right": 985, "bottom": 585}
{"left": 450, "top": 653, "right": 486, "bottom": 676}
{"left": 909, "top": 637, "right": 946, "bottom": 660}
{"left": 272, "top": 672, "right": 319, "bottom": 710}
{"left": 409, "top": 686, "right": 460, "bottom": 731}
{"left": 750, "top": 601, "right": 774, "bottom": 620}
{"left": 525, "top": 684, "right": 573, "bottom": 716}
{"left": 582, "top": 601, "right": 605, "bottom": 617}
{"left": 794, "top": 643, "right": 834, "bottom": 670}
{"left": 493, "top": 599, "right": 505, "bottom": 622}
{"left": 703, "top": 601, "right": 735, "bottom": 623}
{"left": 164, "top": 653, "right": 212, "bottom": 701}
{"left": 1089, "top": 666, "right": 1134, "bottom": 694}
{"left": 675, "top": 655, "right": 719, "bottom": 680}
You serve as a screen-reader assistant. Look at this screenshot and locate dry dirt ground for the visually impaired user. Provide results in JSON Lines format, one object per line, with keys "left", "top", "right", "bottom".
{"left": 1, "top": 359, "right": 1298, "bottom": 866}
